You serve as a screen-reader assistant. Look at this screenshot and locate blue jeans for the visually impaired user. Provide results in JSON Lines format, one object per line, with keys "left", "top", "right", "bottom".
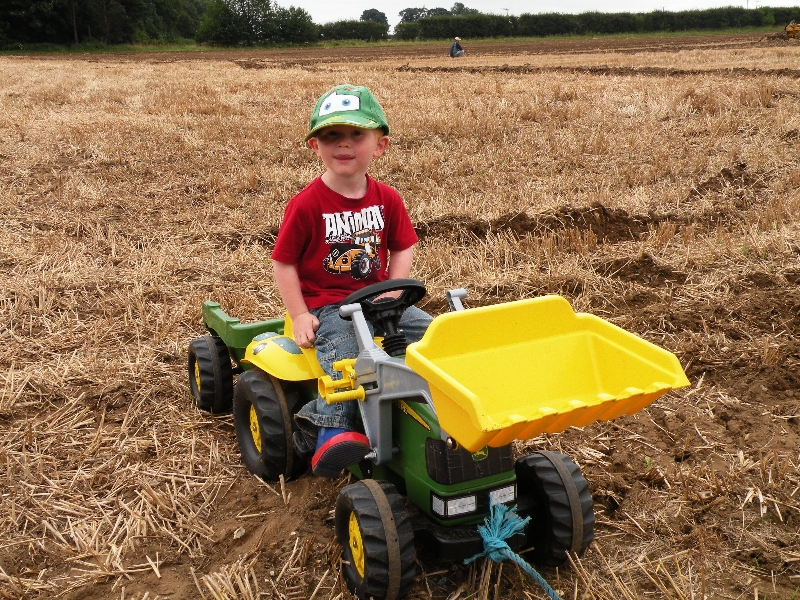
{"left": 294, "top": 303, "right": 433, "bottom": 442}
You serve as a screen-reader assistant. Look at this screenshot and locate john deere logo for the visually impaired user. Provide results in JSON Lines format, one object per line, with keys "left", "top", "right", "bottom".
{"left": 471, "top": 447, "right": 489, "bottom": 461}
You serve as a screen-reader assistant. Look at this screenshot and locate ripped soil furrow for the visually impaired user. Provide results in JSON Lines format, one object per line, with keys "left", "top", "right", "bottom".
{"left": 397, "top": 64, "right": 800, "bottom": 78}
{"left": 417, "top": 162, "right": 773, "bottom": 245}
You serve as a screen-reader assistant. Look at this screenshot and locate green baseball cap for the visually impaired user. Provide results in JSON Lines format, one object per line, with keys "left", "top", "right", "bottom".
{"left": 305, "top": 84, "right": 389, "bottom": 141}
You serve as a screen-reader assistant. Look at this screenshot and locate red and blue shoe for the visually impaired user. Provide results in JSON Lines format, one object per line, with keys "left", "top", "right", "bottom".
{"left": 311, "top": 427, "right": 370, "bottom": 478}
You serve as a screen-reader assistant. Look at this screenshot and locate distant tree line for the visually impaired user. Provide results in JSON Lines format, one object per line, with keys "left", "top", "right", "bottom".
{"left": 2, "top": 1, "right": 798, "bottom": 48}
{"left": 1, "top": 0, "right": 207, "bottom": 45}
{"left": 194, "top": 1, "right": 392, "bottom": 43}
{"left": 0, "top": 0, "right": 390, "bottom": 46}
{"left": 395, "top": 6, "right": 800, "bottom": 40}
{"left": 398, "top": 2, "right": 478, "bottom": 23}
{"left": 194, "top": 0, "right": 317, "bottom": 44}
{"left": 318, "top": 19, "right": 388, "bottom": 41}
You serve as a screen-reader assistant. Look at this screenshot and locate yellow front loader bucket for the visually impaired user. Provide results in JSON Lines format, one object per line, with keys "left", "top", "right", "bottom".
{"left": 405, "top": 295, "right": 690, "bottom": 453}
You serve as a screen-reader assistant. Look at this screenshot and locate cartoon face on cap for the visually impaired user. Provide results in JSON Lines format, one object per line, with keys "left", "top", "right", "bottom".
{"left": 318, "top": 92, "right": 361, "bottom": 117}
{"left": 306, "top": 84, "right": 389, "bottom": 141}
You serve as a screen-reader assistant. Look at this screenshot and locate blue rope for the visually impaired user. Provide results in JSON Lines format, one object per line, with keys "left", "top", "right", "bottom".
{"left": 464, "top": 503, "right": 563, "bottom": 600}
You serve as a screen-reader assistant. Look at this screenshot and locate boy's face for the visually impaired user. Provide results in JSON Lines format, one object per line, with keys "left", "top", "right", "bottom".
{"left": 307, "top": 125, "right": 389, "bottom": 180}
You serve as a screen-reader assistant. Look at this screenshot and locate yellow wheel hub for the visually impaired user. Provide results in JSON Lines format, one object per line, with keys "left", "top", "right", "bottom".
{"left": 194, "top": 361, "right": 201, "bottom": 393}
{"left": 249, "top": 406, "right": 262, "bottom": 453}
{"left": 348, "top": 512, "right": 365, "bottom": 578}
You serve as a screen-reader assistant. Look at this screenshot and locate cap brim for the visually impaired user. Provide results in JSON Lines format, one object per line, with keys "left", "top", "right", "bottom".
{"left": 305, "top": 114, "right": 386, "bottom": 141}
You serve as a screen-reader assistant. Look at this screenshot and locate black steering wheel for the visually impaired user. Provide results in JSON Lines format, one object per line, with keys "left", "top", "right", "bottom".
{"left": 338, "top": 278, "right": 427, "bottom": 339}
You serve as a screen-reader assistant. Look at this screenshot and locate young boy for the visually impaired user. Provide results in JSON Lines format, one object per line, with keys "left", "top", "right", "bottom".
{"left": 270, "top": 84, "right": 432, "bottom": 478}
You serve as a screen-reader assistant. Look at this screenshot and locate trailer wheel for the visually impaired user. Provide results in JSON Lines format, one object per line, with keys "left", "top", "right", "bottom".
{"left": 187, "top": 335, "right": 234, "bottom": 413}
{"left": 515, "top": 451, "right": 594, "bottom": 567}
{"left": 233, "top": 370, "right": 308, "bottom": 481}
{"left": 335, "top": 480, "right": 416, "bottom": 600}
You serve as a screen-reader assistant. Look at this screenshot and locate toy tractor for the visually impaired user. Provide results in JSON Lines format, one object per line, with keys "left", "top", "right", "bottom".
{"left": 187, "top": 280, "right": 689, "bottom": 600}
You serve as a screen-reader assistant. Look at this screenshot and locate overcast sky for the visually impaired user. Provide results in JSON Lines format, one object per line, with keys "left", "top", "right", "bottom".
{"left": 281, "top": 0, "right": 798, "bottom": 31}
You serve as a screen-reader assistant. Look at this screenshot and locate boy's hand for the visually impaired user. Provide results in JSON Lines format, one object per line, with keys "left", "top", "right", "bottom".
{"left": 292, "top": 312, "right": 319, "bottom": 348}
{"left": 375, "top": 290, "right": 401, "bottom": 301}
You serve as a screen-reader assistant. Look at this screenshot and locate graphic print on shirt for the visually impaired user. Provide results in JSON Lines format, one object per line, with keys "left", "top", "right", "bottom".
{"left": 321, "top": 205, "right": 384, "bottom": 280}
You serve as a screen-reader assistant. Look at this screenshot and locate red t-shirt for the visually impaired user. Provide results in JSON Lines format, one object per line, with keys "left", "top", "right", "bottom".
{"left": 270, "top": 175, "right": 419, "bottom": 309}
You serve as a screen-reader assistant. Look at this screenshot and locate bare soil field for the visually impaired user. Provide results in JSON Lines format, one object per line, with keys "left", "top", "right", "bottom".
{"left": 31, "top": 33, "right": 784, "bottom": 63}
{"left": 2, "top": 33, "right": 800, "bottom": 600}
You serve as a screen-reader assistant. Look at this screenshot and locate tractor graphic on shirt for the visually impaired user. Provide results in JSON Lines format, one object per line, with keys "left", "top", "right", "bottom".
{"left": 322, "top": 229, "right": 381, "bottom": 279}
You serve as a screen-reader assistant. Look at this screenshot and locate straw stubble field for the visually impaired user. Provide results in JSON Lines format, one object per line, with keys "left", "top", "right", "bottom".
{"left": 2, "top": 34, "right": 800, "bottom": 599}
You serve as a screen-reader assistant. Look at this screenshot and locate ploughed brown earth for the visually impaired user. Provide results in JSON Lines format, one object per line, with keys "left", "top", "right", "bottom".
{"left": 43, "top": 33, "right": 776, "bottom": 63}
{"left": 2, "top": 33, "right": 800, "bottom": 600}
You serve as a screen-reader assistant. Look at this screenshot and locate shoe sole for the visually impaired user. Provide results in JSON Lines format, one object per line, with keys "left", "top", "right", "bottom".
{"left": 312, "top": 432, "right": 370, "bottom": 478}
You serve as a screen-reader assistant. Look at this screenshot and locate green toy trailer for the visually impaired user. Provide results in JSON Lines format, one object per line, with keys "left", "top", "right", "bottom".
{"left": 187, "top": 280, "right": 689, "bottom": 600}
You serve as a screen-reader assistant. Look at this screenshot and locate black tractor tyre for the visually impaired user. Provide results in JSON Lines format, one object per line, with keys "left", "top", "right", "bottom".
{"left": 233, "top": 370, "right": 308, "bottom": 481}
{"left": 350, "top": 251, "right": 372, "bottom": 280}
{"left": 187, "top": 335, "right": 234, "bottom": 413}
{"left": 335, "top": 480, "right": 416, "bottom": 600}
{"left": 515, "top": 451, "right": 594, "bottom": 567}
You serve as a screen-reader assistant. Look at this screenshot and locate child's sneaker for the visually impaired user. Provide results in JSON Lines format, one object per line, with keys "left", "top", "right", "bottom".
{"left": 292, "top": 430, "right": 315, "bottom": 460}
{"left": 312, "top": 427, "right": 370, "bottom": 478}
